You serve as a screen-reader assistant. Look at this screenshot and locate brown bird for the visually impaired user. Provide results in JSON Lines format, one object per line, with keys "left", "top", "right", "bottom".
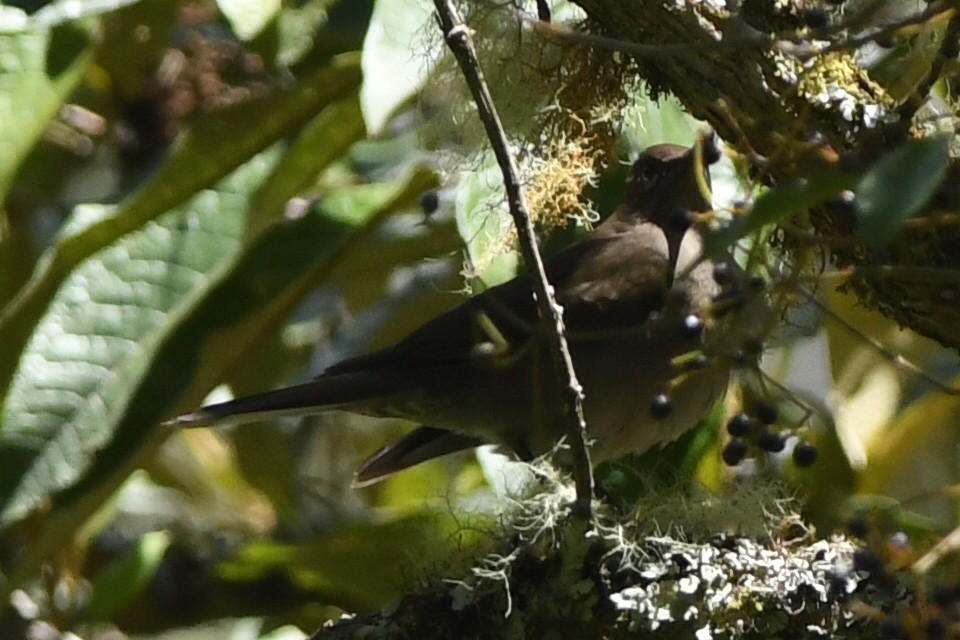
{"left": 170, "top": 142, "right": 741, "bottom": 485}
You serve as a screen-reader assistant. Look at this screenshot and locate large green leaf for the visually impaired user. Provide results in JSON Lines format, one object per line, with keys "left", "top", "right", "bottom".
{"left": 0, "top": 162, "right": 438, "bottom": 591}
{"left": 0, "top": 88, "right": 370, "bottom": 524}
{"left": 854, "top": 136, "right": 950, "bottom": 248}
{"left": 0, "top": 53, "right": 362, "bottom": 405}
{"left": 704, "top": 168, "right": 856, "bottom": 256}
{"left": 0, "top": 151, "right": 279, "bottom": 527}
{"left": 0, "top": 89, "right": 368, "bottom": 524}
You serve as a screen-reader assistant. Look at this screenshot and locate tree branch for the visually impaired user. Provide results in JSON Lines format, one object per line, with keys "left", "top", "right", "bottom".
{"left": 431, "top": 0, "right": 594, "bottom": 511}
{"left": 569, "top": 0, "right": 960, "bottom": 352}
{"left": 310, "top": 507, "right": 882, "bottom": 640}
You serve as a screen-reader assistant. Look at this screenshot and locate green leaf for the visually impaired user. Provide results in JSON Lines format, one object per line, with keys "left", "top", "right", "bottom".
{"left": 749, "top": 170, "right": 856, "bottom": 229}
{"left": 867, "top": 24, "right": 945, "bottom": 103}
{"left": 360, "top": 0, "right": 435, "bottom": 133}
{"left": 0, "top": 21, "right": 94, "bottom": 309}
{"left": 0, "top": 116, "right": 378, "bottom": 528}
{"left": 0, "top": 21, "right": 94, "bottom": 200}
{"left": 86, "top": 530, "right": 171, "bottom": 620}
{"left": 863, "top": 376, "right": 960, "bottom": 498}
{"left": 217, "top": 0, "right": 280, "bottom": 40}
{"left": 844, "top": 495, "right": 940, "bottom": 540}
{"left": 247, "top": 95, "right": 367, "bottom": 236}
{"left": 218, "top": 512, "right": 472, "bottom": 610}
{"left": 0, "top": 0, "right": 142, "bottom": 32}
{"left": 854, "top": 136, "right": 950, "bottom": 248}
{"left": 0, "top": 150, "right": 281, "bottom": 528}
{"left": 0, "top": 164, "right": 438, "bottom": 590}
{"left": 621, "top": 87, "right": 700, "bottom": 154}
{"left": 274, "top": 0, "right": 329, "bottom": 67}
{"left": 454, "top": 155, "right": 518, "bottom": 289}
{"left": 0, "top": 54, "right": 362, "bottom": 405}
{"left": 705, "top": 168, "right": 856, "bottom": 255}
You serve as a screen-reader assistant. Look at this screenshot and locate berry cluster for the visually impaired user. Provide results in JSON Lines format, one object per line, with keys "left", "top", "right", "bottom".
{"left": 836, "top": 512, "right": 959, "bottom": 639}
{"left": 721, "top": 400, "right": 819, "bottom": 468}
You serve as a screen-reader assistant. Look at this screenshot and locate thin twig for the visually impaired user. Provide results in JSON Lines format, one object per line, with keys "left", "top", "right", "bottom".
{"left": 913, "top": 522, "right": 960, "bottom": 575}
{"left": 817, "top": 265, "right": 960, "bottom": 286}
{"left": 522, "top": 12, "right": 774, "bottom": 58}
{"left": 432, "top": 0, "right": 594, "bottom": 513}
{"left": 518, "top": 2, "right": 949, "bottom": 61}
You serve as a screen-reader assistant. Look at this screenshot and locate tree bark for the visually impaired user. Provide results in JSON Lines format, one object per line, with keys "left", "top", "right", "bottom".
{"left": 311, "top": 519, "right": 884, "bottom": 640}
{"left": 572, "top": 0, "right": 960, "bottom": 352}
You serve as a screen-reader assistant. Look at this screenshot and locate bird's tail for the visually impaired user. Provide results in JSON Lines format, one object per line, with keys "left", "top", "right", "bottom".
{"left": 352, "top": 426, "right": 482, "bottom": 487}
{"left": 165, "top": 371, "right": 397, "bottom": 428}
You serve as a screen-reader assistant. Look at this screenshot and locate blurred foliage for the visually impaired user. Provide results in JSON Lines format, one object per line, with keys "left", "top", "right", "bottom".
{"left": 0, "top": 1, "right": 957, "bottom": 639}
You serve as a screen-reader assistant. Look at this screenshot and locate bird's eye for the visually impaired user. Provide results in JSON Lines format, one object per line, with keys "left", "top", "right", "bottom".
{"left": 632, "top": 159, "right": 661, "bottom": 186}
{"left": 641, "top": 163, "right": 661, "bottom": 183}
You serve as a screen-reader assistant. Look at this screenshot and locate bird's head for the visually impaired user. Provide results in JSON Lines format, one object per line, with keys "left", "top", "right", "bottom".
{"left": 625, "top": 139, "right": 715, "bottom": 228}
{"left": 609, "top": 136, "right": 718, "bottom": 277}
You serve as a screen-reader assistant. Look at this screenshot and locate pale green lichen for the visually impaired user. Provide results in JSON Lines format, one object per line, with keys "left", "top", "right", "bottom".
{"left": 772, "top": 49, "right": 897, "bottom": 133}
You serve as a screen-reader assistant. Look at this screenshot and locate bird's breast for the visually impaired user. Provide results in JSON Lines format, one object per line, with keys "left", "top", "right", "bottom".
{"left": 562, "top": 325, "right": 729, "bottom": 463}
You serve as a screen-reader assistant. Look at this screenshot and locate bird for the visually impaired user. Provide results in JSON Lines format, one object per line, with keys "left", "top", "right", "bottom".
{"left": 170, "top": 140, "right": 748, "bottom": 486}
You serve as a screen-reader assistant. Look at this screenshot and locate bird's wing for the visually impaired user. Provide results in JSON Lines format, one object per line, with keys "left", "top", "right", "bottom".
{"left": 556, "top": 222, "right": 672, "bottom": 331}
{"left": 326, "top": 222, "right": 672, "bottom": 373}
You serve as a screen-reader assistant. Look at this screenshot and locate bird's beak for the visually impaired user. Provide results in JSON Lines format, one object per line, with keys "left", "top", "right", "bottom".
{"left": 661, "top": 144, "right": 712, "bottom": 280}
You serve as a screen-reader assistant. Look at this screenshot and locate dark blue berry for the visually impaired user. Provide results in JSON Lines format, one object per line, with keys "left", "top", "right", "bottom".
{"left": 753, "top": 400, "right": 778, "bottom": 425}
{"left": 722, "top": 438, "right": 748, "bottom": 466}
{"left": 792, "top": 442, "right": 818, "bottom": 467}
{"left": 757, "top": 430, "right": 785, "bottom": 453}
{"left": 726, "top": 413, "right": 753, "bottom": 437}
{"left": 650, "top": 393, "right": 673, "bottom": 419}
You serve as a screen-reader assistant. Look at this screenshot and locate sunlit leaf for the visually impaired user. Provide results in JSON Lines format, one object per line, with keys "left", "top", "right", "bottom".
{"left": 0, "top": 150, "right": 282, "bottom": 528}
{"left": 868, "top": 23, "right": 946, "bottom": 103}
{"left": 0, "top": 0, "right": 141, "bottom": 32}
{"left": 360, "top": 0, "right": 434, "bottom": 134}
{"left": 218, "top": 0, "right": 280, "bottom": 40}
{"left": 454, "top": 156, "right": 517, "bottom": 289}
{"left": 0, "top": 54, "right": 362, "bottom": 404}
{"left": 0, "top": 166, "right": 438, "bottom": 592}
{"left": 0, "top": 22, "right": 93, "bottom": 198}
{"left": 621, "top": 87, "right": 700, "bottom": 153}
{"left": 861, "top": 377, "right": 960, "bottom": 495}
{"left": 274, "top": 0, "right": 330, "bottom": 67}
